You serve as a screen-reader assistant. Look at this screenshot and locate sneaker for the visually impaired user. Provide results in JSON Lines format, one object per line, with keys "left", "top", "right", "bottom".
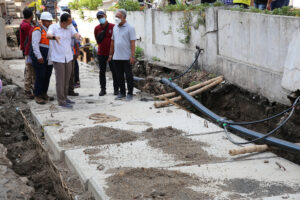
{"left": 126, "top": 94, "right": 133, "bottom": 101}
{"left": 99, "top": 90, "right": 106, "bottom": 96}
{"left": 66, "top": 99, "right": 75, "bottom": 104}
{"left": 68, "top": 91, "right": 79, "bottom": 96}
{"left": 59, "top": 103, "right": 73, "bottom": 109}
{"left": 35, "top": 96, "right": 46, "bottom": 104}
{"left": 25, "top": 90, "right": 34, "bottom": 99}
{"left": 115, "top": 94, "right": 126, "bottom": 100}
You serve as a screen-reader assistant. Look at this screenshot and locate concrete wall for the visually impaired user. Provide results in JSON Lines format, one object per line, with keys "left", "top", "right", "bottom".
{"left": 73, "top": 9, "right": 299, "bottom": 105}
{"left": 215, "top": 10, "right": 300, "bottom": 105}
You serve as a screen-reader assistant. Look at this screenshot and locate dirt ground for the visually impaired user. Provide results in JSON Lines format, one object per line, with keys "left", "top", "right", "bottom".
{"left": 0, "top": 74, "right": 93, "bottom": 199}
{"left": 143, "top": 127, "right": 224, "bottom": 165}
{"left": 105, "top": 167, "right": 212, "bottom": 200}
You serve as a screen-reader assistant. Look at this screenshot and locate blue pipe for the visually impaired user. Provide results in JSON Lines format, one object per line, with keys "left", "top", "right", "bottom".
{"left": 160, "top": 77, "right": 300, "bottom": 153}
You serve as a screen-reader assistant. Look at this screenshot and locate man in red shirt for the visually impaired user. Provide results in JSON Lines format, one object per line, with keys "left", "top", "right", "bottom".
{"left": 20, "top": 8, "right": 35, "bottom": 98}
{"left": 94, "top": 11, "right": 118, "bottom": 96}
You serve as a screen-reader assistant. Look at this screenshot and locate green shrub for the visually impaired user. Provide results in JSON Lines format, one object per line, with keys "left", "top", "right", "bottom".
{"left": 109, "top": 0, "right": 142, "bottom": 11}
{"left": 69, "top": 0, "right": 102, "bottom": 10}
{"left": 135, "top": 46, "right": 144, "bottom": 59}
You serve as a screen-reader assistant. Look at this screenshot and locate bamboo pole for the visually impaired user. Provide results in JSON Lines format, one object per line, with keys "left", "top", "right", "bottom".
{"left": 229, "top": 143, "right": 300, "bottom": 156}
{"left": 154, "top": 77, "right": 223, "bottom": 108}
{"left": 155, "top": 76, "right": 223, "bottom": 100}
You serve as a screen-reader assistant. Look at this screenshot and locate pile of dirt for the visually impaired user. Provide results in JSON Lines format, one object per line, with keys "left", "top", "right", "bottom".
{"left": 105, "top": 167, "right": 212, "bottom": 200}
{"left": 220, "top": 178, "right": 300, "bottom": 199}
{"left": 143, "top": 127, "right": 224, "bottom": 165}
{"left": 59, "top": 126, "right": 139, "bottom": 147}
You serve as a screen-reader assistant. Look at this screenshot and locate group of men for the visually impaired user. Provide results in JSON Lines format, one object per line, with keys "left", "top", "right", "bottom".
{"left": 19, "top": 7, "right": 136, "bottom": 109}
{"left": 222, "top": 0, "right": 290, "bottom": 10}
{"left": 94, "top": 9, "right": 136, "bottom": 101}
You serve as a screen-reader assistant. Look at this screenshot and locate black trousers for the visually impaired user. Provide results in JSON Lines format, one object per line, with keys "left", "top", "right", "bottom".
{"left": 98, "top": 55, "right": 118, "bottom": 92}
{"left": 113, "top": 60, "right": 133, "bottom": 95}
{"left": 32, "top": 61, "right": 53, "bottom": 97}
{"left": 74, "top": 59, "right": 80, "bottom": 83}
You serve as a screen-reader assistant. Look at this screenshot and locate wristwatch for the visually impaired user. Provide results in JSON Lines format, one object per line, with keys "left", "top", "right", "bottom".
{"left": 52, "top": 36, "right": 56, "bottom": 40}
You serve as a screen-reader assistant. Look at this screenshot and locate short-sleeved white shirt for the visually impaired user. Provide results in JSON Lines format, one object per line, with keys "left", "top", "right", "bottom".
{"left": 47, "top": 23, "right": 77, "bottom": 63}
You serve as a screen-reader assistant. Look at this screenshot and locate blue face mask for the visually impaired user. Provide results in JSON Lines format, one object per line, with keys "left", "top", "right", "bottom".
{"left": 99, "top": 18, "right": 106, "bottom": 24}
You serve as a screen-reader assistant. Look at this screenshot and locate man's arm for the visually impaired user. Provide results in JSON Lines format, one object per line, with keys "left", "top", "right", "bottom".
{"left": 46, "top": 25, "right": 61, "bottom": 43}
{"left": 31, "top": 30, "right": 43, "bottom": 63}
{"left": 130, "top": 40, "right": 135, "bottom": 65}
{"left": 108, "top": 40, "right": 114, "bottom": 62}
{"left": 267, "top": 0, "right": 272, "bottom": 10}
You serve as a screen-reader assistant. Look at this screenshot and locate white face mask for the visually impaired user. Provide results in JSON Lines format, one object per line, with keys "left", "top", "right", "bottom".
{"left": 115, "top": 17, "right": 121, "bottom": 25}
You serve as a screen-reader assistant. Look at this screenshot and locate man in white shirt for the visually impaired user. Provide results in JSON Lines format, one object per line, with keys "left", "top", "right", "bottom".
{"left": 47, "top": 12, "right": 82, "bottom": 108}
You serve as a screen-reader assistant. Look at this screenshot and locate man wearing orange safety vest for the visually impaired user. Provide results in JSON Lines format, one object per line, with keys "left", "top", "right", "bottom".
{"left": 29, "top": 12, "right": 54, "bottom": 104}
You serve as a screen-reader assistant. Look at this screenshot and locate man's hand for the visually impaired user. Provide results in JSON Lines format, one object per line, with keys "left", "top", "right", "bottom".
{"left": 267, "top": 3, "right": 271, "bottom": 11}
{"left": 75, "top": 34, "right": 82, "bottom": 42}
{"left": 38, "top": 58, "right": 44, "bottom": 64}
{"left": 130, "top": 57, "right": 135, "bottom": 65}
{"left": 108, "top": 55, "right": 113, "bottom": 62}
{"left": 55, "top": 36, "right": 61, "bottom": 44}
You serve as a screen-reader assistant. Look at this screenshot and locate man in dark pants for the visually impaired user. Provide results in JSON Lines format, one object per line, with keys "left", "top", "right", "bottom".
{"left": 94, "top": 10, "right": 118, "bottom": 96}
{"left": 30, "top": 12, "right": 53, "bottom": 104}
{"left": 108, "top": 9, "right": 136, "bottom": 101}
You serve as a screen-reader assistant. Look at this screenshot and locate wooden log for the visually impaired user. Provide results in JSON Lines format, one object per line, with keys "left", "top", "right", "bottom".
{"left": 155, "top": 76, "right": 223, "bottom": 100}
{"left": 154, "top": 77, "right": 223, "bottom": 108}
{"left": 229, "top": 143, "right": 300, "bottom": 156}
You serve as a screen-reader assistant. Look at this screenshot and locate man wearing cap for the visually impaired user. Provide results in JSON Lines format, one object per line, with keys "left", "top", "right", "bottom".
{"left": 108, "top": 9, "right": 136, "bottom": 101}
{"left": 94, "top": 10, "right": 118, "bottom": 96}
{"left": 30, "top": 12, "right": 54, "bottom": 104}
{"left": 46, "top": 12, "right": 82, "bottom": 109}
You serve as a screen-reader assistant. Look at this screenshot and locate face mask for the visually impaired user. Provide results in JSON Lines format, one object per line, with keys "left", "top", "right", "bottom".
{"left": 115, "top": 17, "right": 121, "bottom": 25}
{"left": 99, "top": 18, "right": 106, "bottom": 24}
{"left": 67, "top": 24, "right": 73, "bottom": 28}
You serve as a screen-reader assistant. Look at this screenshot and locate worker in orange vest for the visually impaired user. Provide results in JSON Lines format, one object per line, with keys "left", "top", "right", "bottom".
{"left": 29, "top": 12, "right": 54, "bottom": 104}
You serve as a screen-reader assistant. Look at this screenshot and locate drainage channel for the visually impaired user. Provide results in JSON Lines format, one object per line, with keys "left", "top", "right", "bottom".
{"left": 0, "top": 75, "right": 93, "bottom": 199}
{"left": 132, "top": 61, "right": 300, "bottom": 164}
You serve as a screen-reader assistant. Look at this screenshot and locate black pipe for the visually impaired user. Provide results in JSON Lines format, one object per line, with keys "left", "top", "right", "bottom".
{"left": 160, "top": 78, "right": 300, "bottom": 154}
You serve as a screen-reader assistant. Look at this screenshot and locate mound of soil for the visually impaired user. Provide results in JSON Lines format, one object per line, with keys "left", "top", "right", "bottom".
{"left": 144, "top": 127, "right": 224, "bottom": 165}
{"left": 106, "top": 167, "right": 212, "bottom": 200}
{"left": 59, "top": 126, "right": 139, "bottom": 147}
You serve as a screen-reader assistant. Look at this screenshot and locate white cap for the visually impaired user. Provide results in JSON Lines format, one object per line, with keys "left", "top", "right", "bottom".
{"left": 40, "top": 12, "right": 53, "bottom": 21}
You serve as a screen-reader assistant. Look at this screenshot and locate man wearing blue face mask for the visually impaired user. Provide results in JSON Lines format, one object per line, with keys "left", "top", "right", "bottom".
{"left": 94, "top": 11, "right": 118, "bottom": 96}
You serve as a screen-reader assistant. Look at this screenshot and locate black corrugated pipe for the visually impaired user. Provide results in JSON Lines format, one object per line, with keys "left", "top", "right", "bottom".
{"left": 160, "top": 77, "right": 300, "bottom": 154}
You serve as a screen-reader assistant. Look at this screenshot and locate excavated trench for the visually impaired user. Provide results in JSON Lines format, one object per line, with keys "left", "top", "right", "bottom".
{"left": 0, "top": 74, "right": 93, "bottom": 199}
{"left": 133, "top": 61, "right": 300, "bottom": 164}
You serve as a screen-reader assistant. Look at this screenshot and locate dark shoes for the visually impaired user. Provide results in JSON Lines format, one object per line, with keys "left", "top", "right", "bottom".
{"left": 66, "top": 99, "right": 75, "bottom": 104}
{"left": 59, "top": 103, "right": 73, "bottom": 109}
{"left": 25, "top": 90, "right": 34, "bottom": 99}
{"left": 41, "top": 94, "right": 54, "bottom": 101}
{"left": 126, "top": 94, "right": 133, "bottom": 101}
{"left": 114, "top": 90, "right": 119, "bottom": 96}
{"left": 99, "top": 90, "right": 107, "bottom": 96}
{"left": 68, "top": 91, "right": 79, "bottom": 96}
{"left": 35, "top": 96, "right": 46, "bottom": 104}
{"left": 74, "top": 82, "right": 80, "bottom": 88}
{"left": 115, "top": 94, "right": 126, "bottom": 100}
